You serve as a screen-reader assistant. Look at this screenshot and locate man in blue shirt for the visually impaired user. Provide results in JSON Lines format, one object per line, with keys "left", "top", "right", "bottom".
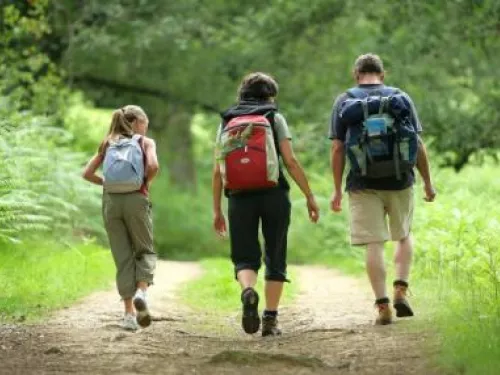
{"left": 329, "top": 54, "right": 436, "bottom": 325}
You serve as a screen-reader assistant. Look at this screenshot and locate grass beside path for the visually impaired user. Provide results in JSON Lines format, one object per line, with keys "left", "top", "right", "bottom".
{"left": 413, "top": 278, "right": 500, "bottom": 375}
{"left": 181, "top": 258, "right": 297, "bottom": 313}
{"left": 0, "top": 241, "right": 114, "bottom": 322}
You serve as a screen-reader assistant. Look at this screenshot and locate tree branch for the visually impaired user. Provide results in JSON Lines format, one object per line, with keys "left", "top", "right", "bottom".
{"left": 71, "top": 75, "right": 221, "bottom": 114}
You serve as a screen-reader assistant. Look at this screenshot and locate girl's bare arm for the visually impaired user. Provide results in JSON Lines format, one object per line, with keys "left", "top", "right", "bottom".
{"left": 82, "top": 153, "right": 104, "bottom": 185}
{"left": 143, "top": 137, "right": 160, "bottom": 185}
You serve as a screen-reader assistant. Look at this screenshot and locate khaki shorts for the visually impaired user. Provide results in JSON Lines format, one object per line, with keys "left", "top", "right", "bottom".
{"left": 348, "top": 188, "right": 414, "bottom": 245}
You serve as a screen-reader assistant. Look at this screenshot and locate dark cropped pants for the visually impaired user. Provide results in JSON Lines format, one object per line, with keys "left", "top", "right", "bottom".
{"left": 228, "top": 188, "right": 291, "bottom": 282}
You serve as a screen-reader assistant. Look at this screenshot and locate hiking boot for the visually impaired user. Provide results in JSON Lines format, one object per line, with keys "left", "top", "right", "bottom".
{"left": 393, "top": 280, "right": 414, "bottom": 318}
{"left": 262, "top": 315, "right": 282, "bottom": 337}
{"left": 133, "top": 289, "right": 152, "bottom": 328}
{"left": 241, "top": 287, "right": 260, "bottom": 334}
{"left": 375, "top": 298, "right": 393, "bottom": 325}
{"left": 122, "top": 313, "right": 139, "bottom": 331}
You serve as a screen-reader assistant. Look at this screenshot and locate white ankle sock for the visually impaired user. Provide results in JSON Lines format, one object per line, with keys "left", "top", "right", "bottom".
{"left": 134, "top": 289, "right": 146, "bottom": 300}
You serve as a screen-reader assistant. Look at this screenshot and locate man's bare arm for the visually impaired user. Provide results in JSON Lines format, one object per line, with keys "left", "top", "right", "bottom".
{"left": 416, "top": 136, "right": 436, "bottom": 202}
{"left": 330, "top": 140, "right": 345, "bottom": 212}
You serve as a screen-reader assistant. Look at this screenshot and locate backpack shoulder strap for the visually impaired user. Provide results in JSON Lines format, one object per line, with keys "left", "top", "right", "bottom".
{"left": 265, "top": 110, "right": 277, "bottom": 136}
{"left": 132, "top": 134, "right": 145, "bottom": 151}
{"left": 346, "top": 87, "right": 368, "bottom": 99}
{"left": 347, "top": 86, "right": 401, "bottom": 99}
{"left": 131, "top": 134, "right": 146, "bottom": 160}
{"left": 264, "top": 110, "right": 276, "bottom": 123}
{"left": 378, "top": 86, "right": 400, "bottom": 96}
{"left": 98, "top": 139, "right": 109, "bottom": 157}
{"left": 264, "top": 110, "right": 282, "bottom": 157}
{"left": 136, "top": 136, "right": 147, "bottom": 176}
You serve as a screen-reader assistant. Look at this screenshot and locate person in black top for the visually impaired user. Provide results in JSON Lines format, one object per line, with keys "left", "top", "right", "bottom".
{"left": 212, "top": 72, "right": 319, "bottom": 336}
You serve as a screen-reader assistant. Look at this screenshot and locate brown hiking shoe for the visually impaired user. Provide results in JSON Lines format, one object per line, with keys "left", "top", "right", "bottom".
{"left": 262, "top": 315, "right": 282, "bottom": 337}
{"left": 375, "top": 298, "right": 393, "bottom": 325}
{"left": 393, "top": 281, "right": 414, "bottom": 318}
{"left": 241, "top": 288, "right": 260, "bottom": 334}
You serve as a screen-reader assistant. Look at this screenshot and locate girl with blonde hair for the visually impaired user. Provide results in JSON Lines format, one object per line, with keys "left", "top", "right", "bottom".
{"left": 83, "top": 105, "right": 159, "bottom": 331}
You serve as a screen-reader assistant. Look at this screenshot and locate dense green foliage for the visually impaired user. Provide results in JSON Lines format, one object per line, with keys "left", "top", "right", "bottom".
{"left": 411, "top": 164, "right": 500, "bottom": 375}
{"left": 1, "top": 1, "right": 64, "bottom": 116}
{"left": 0, "top": 2, "right": 111, "bottom": 323}
{"left": 45, "top": 0, "right": 500, "bottom": 172}
{"left": 2, "top": 1, "right": 500, "bottom": 373}
{"left": 0, "top": 3, "right": 103, "bottom": 244}
{"left": 0, "top": 115, "right": 103, "bottom": 243}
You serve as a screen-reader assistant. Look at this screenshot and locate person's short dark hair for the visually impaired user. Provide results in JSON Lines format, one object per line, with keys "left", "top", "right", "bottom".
{"left": 237, "top": 72, "right": 279, "bottom": 102}
{"left": 354, "top": 53, "right": 384, "bottom": 75}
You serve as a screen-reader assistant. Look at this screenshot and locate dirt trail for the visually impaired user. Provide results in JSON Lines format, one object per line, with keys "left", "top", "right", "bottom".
{"left": 0, "top": 261, "right": 439, "bottom": 375}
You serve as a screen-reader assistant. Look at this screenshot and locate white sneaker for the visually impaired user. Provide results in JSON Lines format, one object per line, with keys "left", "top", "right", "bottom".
{"left": 133, "top": 289, "right": 152, "bottom": 328}
{"left": 122, "top": 313, "right": 139, "bottom": 331}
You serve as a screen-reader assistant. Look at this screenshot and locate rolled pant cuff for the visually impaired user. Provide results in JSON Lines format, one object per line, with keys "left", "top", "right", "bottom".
{"left": 234, "top": 264, "right": 260, "bottom": 280}
{"left": 136, "top": 277, "right": 154, "bottom": 286}
{"left": 265, "top": 274, "right": 290, "bottom": 283}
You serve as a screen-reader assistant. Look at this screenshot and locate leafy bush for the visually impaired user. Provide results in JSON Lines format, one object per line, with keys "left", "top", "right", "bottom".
{"left": 286, "top": 173, "right": 363, "bottom": 271}
{"left": 410, "top": 163, "right": 500, "bottom": 374}
{"left": 63, "top": 93, "right": 111, "bottom": 154}
{"left": 0, "top": 2, "right": 67, "bottom": 118}
{"left": 150, "top": 174, "right": 227, "bottom": 259}
{"left": 0, "top": 108, "right": 104, "bottom": 244}
{"left": 0, "top": 2, "right": 104, "bottom": 245}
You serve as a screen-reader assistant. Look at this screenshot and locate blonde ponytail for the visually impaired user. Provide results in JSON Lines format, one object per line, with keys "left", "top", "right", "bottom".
{"left": 106, "top": 105, "right": 148, "bottom": 139}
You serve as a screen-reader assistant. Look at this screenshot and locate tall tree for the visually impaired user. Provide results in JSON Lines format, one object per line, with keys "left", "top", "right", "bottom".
{"left": 45, "top": 0, "right": 500, "bottom": 175}
{"left": 47, "top": 0, "right": 262, "bottom": 188}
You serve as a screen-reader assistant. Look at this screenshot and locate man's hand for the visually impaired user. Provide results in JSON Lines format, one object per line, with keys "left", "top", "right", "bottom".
{"left": 306, "top": 195, "right": 320, "bottom": 223}
{"left": 330, "top": 190, "right": 343, "bottom": 212}
{"left": 213, "top": 211, "right": 227, "bottom": 237}
{"left": 423, "top": 183, "right": 436, "bottom": 202}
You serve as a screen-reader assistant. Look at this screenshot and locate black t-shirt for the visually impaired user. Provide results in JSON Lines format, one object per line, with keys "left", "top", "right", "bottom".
{"left": 329, "top": 84, "right": 422, "bottom": 191}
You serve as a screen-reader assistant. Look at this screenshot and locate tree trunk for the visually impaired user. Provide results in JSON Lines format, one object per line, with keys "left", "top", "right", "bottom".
{"left": 151, "top": 102, "right": 196, "bottom": 190}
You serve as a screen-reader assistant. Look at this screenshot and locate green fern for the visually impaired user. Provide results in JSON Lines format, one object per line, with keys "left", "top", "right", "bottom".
{"left": 0, "top": 98, "right": 103, "bottom": 246}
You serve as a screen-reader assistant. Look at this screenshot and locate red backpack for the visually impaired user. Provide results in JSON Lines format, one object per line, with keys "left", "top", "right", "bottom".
{"left": 218, "top": 114, "right": 279, "bottom": 190}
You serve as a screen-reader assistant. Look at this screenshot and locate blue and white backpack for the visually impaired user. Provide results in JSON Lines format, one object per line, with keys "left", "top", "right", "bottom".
{"left": 103, "top": 135, "right": 145, "bottom": 193}
{"left": 339, "top": 87, "right": 418, "bottom": 180}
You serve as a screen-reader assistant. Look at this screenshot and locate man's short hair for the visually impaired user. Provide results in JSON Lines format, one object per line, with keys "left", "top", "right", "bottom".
{"left": 354, "top": 54, "right": 384, "bottom": 75}
{"left": 238, "top": 72, "right": 279, "bottom": 102}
